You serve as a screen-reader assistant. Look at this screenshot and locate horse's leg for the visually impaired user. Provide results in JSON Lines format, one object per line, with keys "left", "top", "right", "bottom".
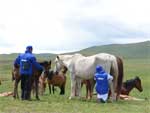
{"left": 108, "top": 79, "right": 115, "bottom": 101}
{"left": 35, "top": 78, "right": 40, "bottom": 100}
{"left": 40, "top": 82, "right": 43, "bottom": 95}
{"left": 48, "top": 84, "right": 51, "bottom": 94}
{"left": 13, "top": 78, "right": 19, "bottom": 99}
{"left": 60, "top": 84, "right": 65, "bottom": 95}
{"left": 87, "top": 80, "right": 92, "bottom": 99}
{"left": 52, "top": 85, "right": 55, "bottom": 94}
{"left": 16, "top": 78, "right": 20, "bottom": 99}
{"left": 116, "top": 57, "right": 124, "bottom": 100}
{"left": 85, "top": 82, "right": 88, "bottom": 99}
{"left": 76, "top": 77, "right": 82, "bottom": 98}
{"left": 62, "top": 76, "right": 66, "bottom": 95}
{"left": 13, "top": 79, "right": 17, "bottom": 99}
{"left": 69, "top": 74, "right": 76, "bottom": 99}
{"left": 110, "top": 58, "right": 119, "bottom": 101}
{"left": 90, "top": 79, "right": 95, "bottom": 99}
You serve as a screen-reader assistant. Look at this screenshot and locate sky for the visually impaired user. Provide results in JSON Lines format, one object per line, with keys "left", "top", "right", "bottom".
{"left": 0, "top": 0, "right": 150, "bottom": 54}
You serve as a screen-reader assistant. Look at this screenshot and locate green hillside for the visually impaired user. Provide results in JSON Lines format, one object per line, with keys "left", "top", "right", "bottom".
{"left": 78, "top": 41, "right": 150, "bottom": 59}
{"left": 0, "top": 53, "right": 56, "bottom": 62}
{"left": 0, "top": 41, "right": 149, "bottom": 60}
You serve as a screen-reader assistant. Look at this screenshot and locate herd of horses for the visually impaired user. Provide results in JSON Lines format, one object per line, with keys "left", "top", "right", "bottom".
{"left": 10, "top": 53, "right": 143, "bottom": 101}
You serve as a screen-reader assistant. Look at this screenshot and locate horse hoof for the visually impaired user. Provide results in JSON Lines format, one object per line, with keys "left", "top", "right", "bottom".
{"left": 36, "top": 97, "right": 40, "bottom": 101}
{"left": 13, "top": 95, "right": 16, "bottom": 99}
{"left": 69, "top": 96, "right": 72, "bottom": 100}
{"left": 87, "top": 97, "right": 91, "bottom": 100}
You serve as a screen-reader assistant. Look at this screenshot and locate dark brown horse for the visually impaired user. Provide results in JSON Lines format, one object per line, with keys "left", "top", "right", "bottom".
{"left": 12, "top": 60, "right": 51, "bottom": 100}
{"left": 40, "top": 66, "right": 67, "bottom": 95}
{"left": 121, "top": 76, "right": 143, "bottom": 95}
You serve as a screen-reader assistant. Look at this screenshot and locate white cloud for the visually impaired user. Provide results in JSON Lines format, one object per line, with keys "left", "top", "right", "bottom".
{"left": 0, "top": 0, "right": 150, "bottom": 54}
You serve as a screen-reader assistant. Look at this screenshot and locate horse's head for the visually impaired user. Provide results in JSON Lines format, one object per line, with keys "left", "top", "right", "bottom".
{"left": 54, "top": 54, "right": 81, "bottom": 73}
{"left": 134, "top": 76, "right": 143, "bottom": 92}
{"left": 40, "top": 60, "right": 51, "bottom": 72}
{"left": 36, "top": 60, "right": 51, "bottom": 78}
{"left": 54, "top": 55, "right": 65, "bottom": 73}
{"left": 61, "top": 66, "right": 68, "bottom": 74}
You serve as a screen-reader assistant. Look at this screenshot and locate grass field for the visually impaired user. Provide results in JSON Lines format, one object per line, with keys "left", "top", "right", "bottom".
{"left": 0, "top": 57, "right": 150, "bottom": 113}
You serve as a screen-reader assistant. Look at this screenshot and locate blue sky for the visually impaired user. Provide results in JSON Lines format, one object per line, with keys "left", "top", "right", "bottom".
{"left": 0, "top": 0, "right": 150, "bottom": 54}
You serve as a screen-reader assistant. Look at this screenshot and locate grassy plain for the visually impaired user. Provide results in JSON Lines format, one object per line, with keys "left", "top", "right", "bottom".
{"left": 0, "top": 56, "right": 149, "bottom": 113}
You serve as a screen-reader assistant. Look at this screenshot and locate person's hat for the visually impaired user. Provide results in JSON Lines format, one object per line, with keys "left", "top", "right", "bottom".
{"left": 96, "top": 65, "right": 105, "bottom": 73}
{"left": 26, "top": 45, "right": 33, "bottom": 50}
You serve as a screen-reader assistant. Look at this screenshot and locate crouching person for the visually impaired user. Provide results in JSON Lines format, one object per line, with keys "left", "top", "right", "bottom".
{"left": 94, "top": 65, "right": 113, "bottom": 103}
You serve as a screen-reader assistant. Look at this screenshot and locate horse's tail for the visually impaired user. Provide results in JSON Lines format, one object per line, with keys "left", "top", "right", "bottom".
{"left": 116, "top": 56, "right": 124, "bottom": 100}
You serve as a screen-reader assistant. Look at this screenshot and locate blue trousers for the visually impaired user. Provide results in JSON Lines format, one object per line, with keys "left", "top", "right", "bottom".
{"left": 21, "top": 75, "right": 32, "bottom": 100}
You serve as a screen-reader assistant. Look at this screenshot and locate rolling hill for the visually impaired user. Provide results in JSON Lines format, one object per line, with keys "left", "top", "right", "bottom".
{"left": 77, "top": 41, "right": 150, "bottom": 59}
{"left": 0, "top": 41, "right": 149, "bottom": 60}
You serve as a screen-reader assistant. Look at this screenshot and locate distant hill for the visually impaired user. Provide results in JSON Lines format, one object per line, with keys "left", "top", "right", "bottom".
{"left": 77, "top": 41, "right": 150, "bottom": 59}
{"left": 0, "top": 53, "right": 56, "bottom": 61}
{"left": 0, "top": 41, "right": 149, "bottom": 61}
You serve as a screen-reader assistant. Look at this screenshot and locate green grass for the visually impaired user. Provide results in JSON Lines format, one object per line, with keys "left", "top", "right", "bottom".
{"left": 0, "top": 58, "right": 150, "bottom": 113}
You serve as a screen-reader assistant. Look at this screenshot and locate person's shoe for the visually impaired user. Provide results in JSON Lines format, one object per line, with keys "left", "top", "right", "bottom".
{"left": 27, "top": 98, "right": 32, "bottom": 101}
{"left": 21, "top": 98, "right": 25, "bottom": 101}
{"left": 100, "top": 99, "right": 106, "bottom": 103}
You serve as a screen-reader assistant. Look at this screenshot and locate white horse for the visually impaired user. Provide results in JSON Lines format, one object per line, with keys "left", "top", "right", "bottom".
{"left": 54, "top": 53, "right": 124, "bottom": 101}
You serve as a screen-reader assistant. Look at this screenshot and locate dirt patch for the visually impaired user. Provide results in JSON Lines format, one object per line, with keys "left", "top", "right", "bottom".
{"left": 0, "top": 92, "right": 13, "bottom": 97}
{"left": 120, "top": 94, "right": 145, "bottom": 101}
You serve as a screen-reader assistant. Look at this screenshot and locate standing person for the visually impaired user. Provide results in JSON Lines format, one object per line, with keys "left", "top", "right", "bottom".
{"left": 94, "top": 65, "right": 113, "bottom": 103}
{"left": 14, "top": 46, "right": 43, "bottom": 100}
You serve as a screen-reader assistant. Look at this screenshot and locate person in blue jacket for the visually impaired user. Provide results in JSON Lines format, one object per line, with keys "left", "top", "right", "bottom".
{"left": 14, "top": 46, "right": 43, "bottom": 100}
{"left": 94, "top": 65, "right": 113, "bottom": 103}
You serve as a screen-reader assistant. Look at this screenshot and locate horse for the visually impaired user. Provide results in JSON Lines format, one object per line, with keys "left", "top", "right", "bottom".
{"left": 54, "top": 53, "right": 124, "bottom": 101}
{"left": 12, "top": 60, "right": 51, "bottom": 100}
{"left": 81, "top": 79, "right": 95, "bottom": 99}
{"left": 120, "top": 76, "right": 143, "bottom": 95}
{"left": 39, "top": 65, "right": 67, "bottom": 95}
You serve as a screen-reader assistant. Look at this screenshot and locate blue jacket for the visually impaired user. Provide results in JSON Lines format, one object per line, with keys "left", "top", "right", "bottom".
{"left": 94, "top": 65, "right": 109, "bottom": 95}
{"left": 14, "top": 51, "right": 43, "bottom": 76}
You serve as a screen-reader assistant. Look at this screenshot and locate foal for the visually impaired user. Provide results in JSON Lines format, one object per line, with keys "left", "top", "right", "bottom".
{"left": 40, "top": 66, "right": 67, "bottom": 95}
{"left": 12, "top": 60, "right": 51, "bottom": 100}
{"left": 121, "top": 76, "right": 143, "bottom": 95}
{"left": 82, "top": 76, "right": 143, "bottom": 99}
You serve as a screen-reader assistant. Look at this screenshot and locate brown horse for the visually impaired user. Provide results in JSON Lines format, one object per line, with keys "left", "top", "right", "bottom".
{"left": 40, "top": 66, "right": 67, "bottom": 95}
{"left": 121, "top": 76, "right": 143, "bottom": 95}
{"left": 81, "top": 79, "right": 95, "bottom": 99}
{"left": 12, "top": 60, "right": 51, "bottom": 100}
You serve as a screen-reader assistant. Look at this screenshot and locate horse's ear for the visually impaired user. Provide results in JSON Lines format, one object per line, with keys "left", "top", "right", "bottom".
{"left": 57, "top": 55, "right": 59, "bottom": 60}
{"left": 135, "top": 76, "right": 139, "bottom": 79}
{"left": 135, "top": 76, "right": 140, "bottom": 80}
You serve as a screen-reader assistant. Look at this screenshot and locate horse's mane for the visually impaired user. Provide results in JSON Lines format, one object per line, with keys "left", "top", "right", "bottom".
{"left": 61, "top": 66, "right": 68, "bottom": 74}
{"left": 39, "top": 61, "right": 49, "bottom": 65}
{"left": 47, "top": 70, "right": 54, "bottom": 80}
